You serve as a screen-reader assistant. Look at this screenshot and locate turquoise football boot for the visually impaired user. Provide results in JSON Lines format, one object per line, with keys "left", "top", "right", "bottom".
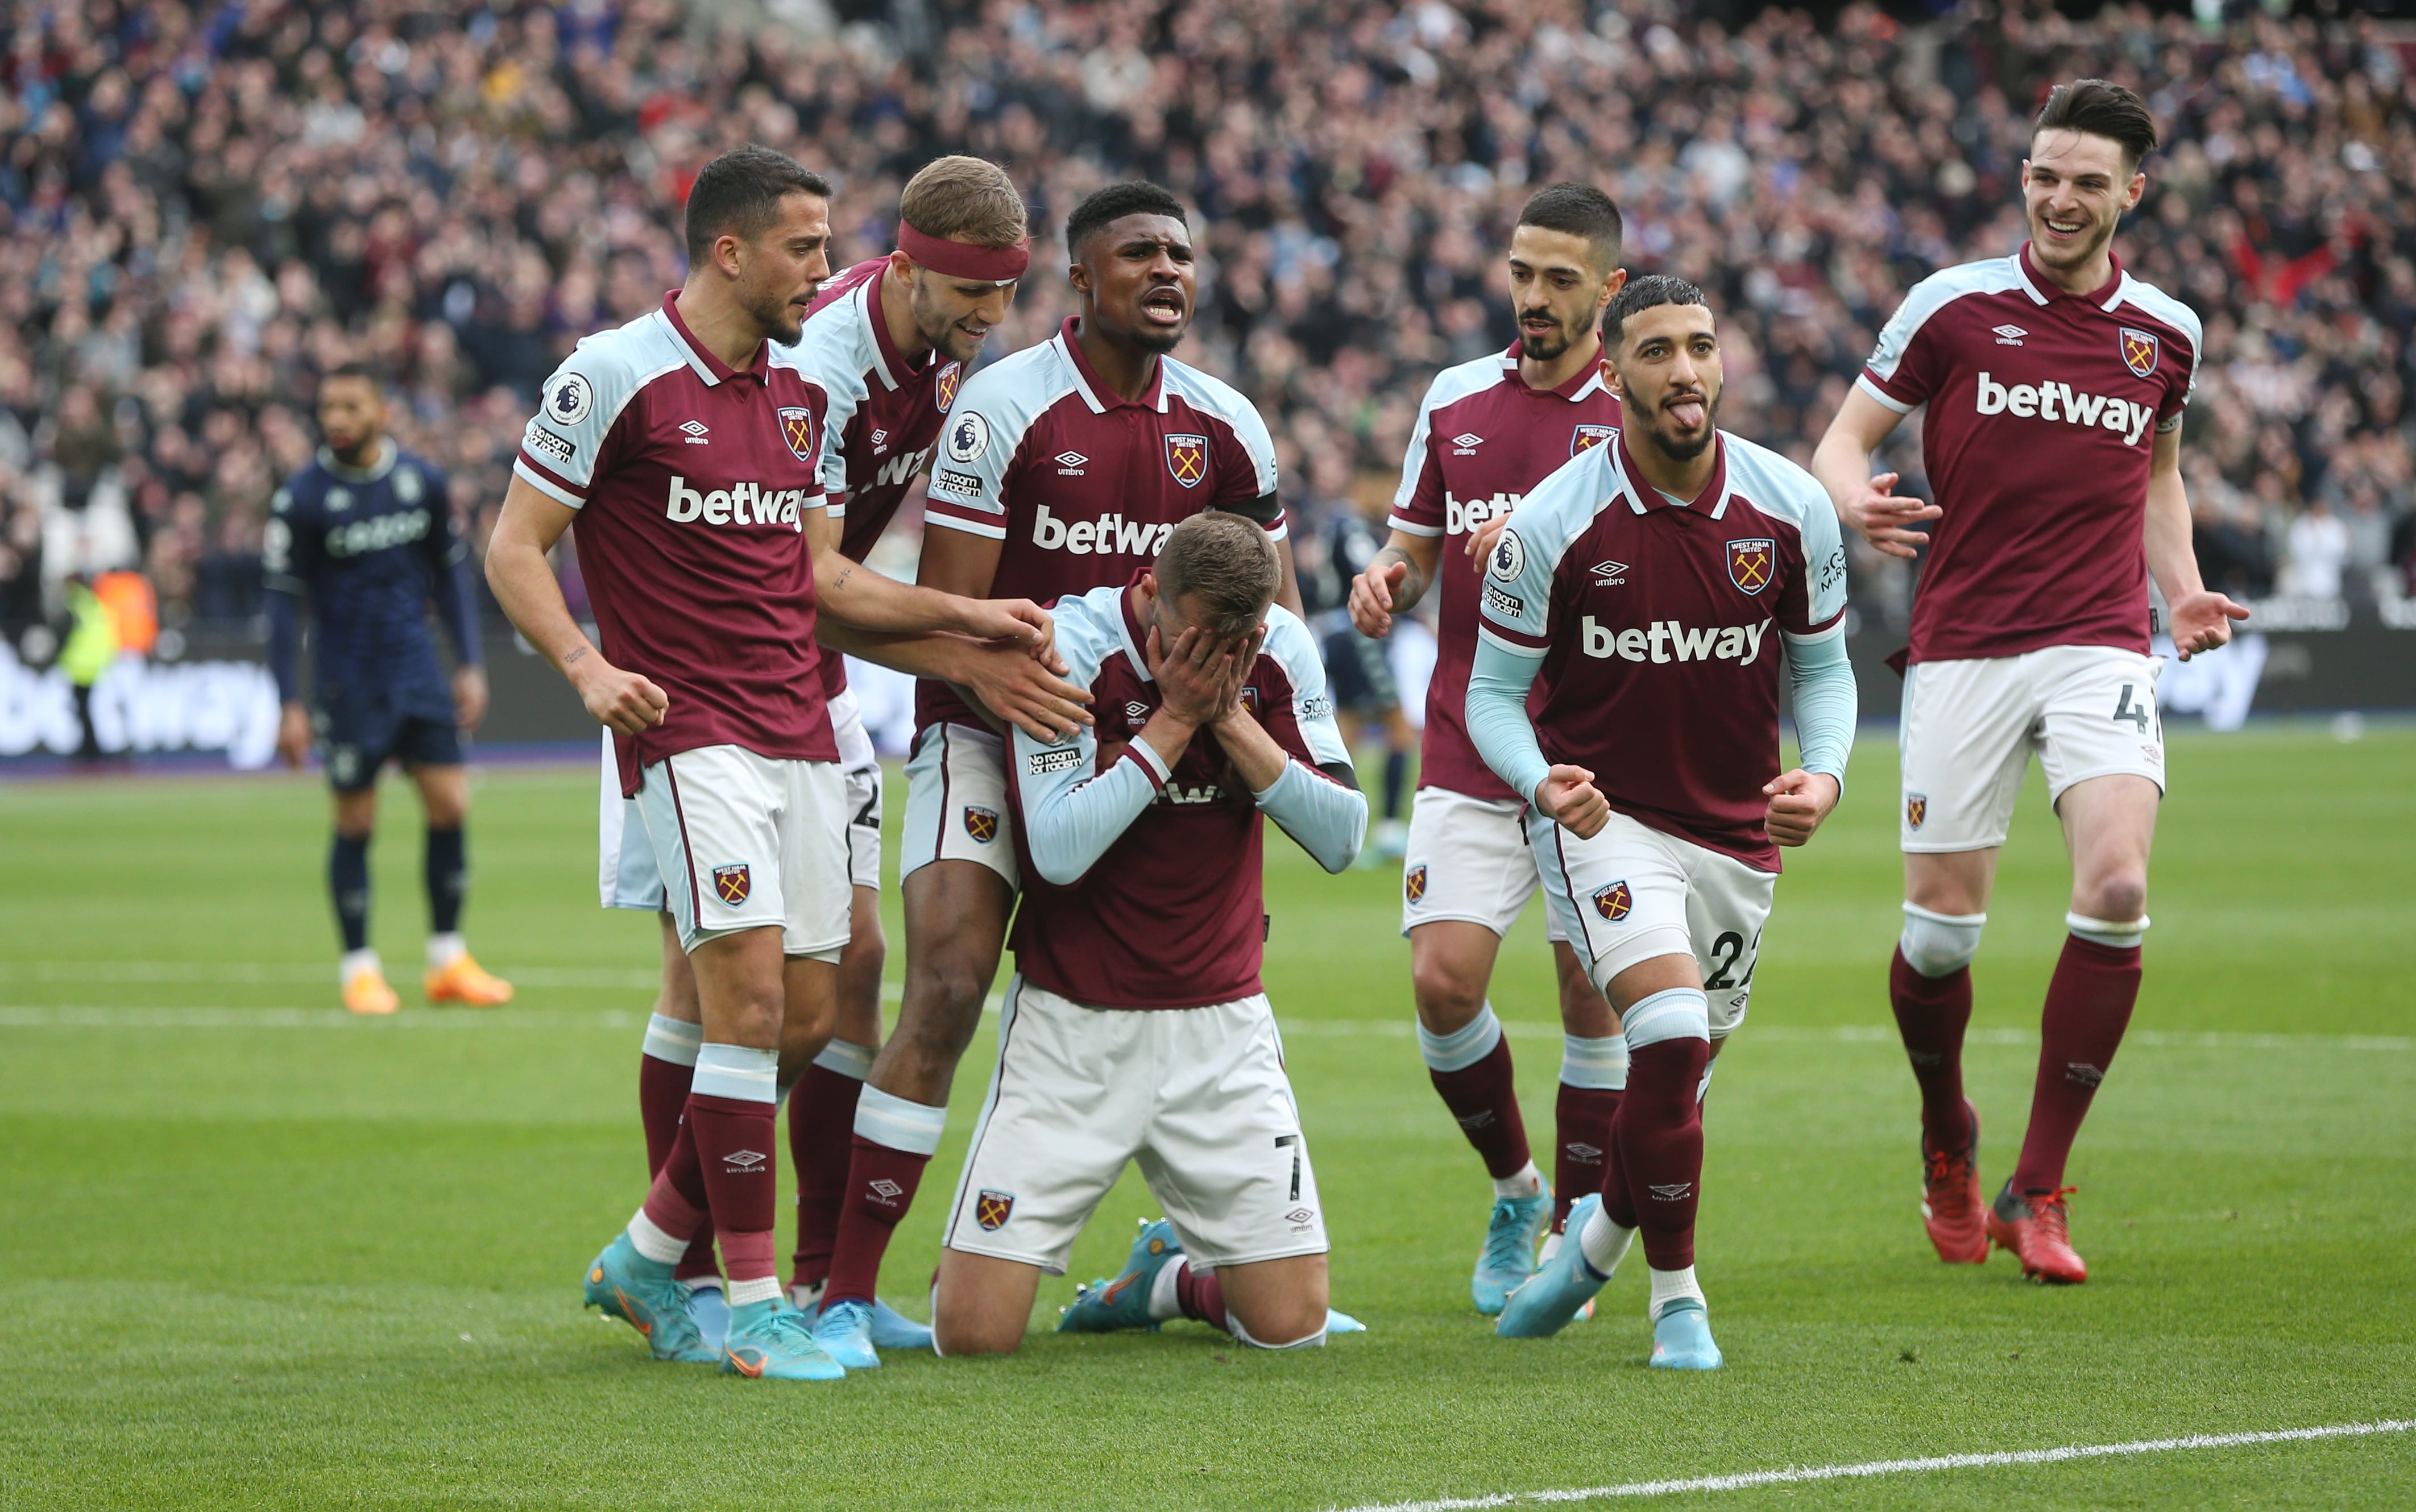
{"left": 1059, "top": 1218, "right": 1184, "bottom": 1334}
{"left": 1324, "top": 1308, "right": 1367, "bottom": 1335}
{"left": 811, "top": 1298, "right": 882, "bottom": 1369}
{"left": 1648, "top": 1297, "right": 1723, "bottom": 1370}
{"left": 582, "top": 1233, "right": 715, "bottom": 1363}
{"left": 1495, "top": 1194, "right": 1621, "bottom": 1339}
{"left": 721, "top": 1299, "right": 847, "bottom": 1381}
{"left": 789, "top": 1284, "right": 928, "bottom": 1349}
{"left": 1472, "top": 1175, "right": 1553, "bottom": 1315}
{"left": 687, "top": 1283, "right": 730, "bottom": 1354}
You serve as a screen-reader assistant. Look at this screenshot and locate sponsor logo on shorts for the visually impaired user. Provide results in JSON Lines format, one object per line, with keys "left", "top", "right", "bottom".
{"left": 1571, "top": 423, "right": 1615, "bottom": 455}
{"left": 1593, "top": 880, "right": 1632, "bottom": 922}
{"left": 975, "top": 1189, "right": 1014, "bottom": 1229}
{"left": 1165, "top": 432, "right": 1208, "bottom": 488}
{"left": 1726, "top": 538, "right": 1775, "bottom": 595}
{"left": 2119, "top": 326, "right": 2160, "bottom": 378}
{"left": 1404, "top": 863, "right": 1428, "bottom": 904}
{"left": 963, "top": 805, "right": 1000, "bottom": 844}
{"left": 1906, "top": 792, "right": 1927, "bottom": 830}
{"left": 1025, "top": 746, "right": 1083, "bottom": 775}
{"left": 1284, "top": 1206, "right": 1316, "bottom": 1231}
{"left": 712, "top": 864, "right": 752, "bottom": 905}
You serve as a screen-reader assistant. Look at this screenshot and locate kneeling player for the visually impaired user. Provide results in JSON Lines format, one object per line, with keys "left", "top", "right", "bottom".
{"left": 1467, "top": 278, "right": 1858, "bottom": 1369}
{"left": 930, "top": 514, "right": 1365, "bottom": 1355}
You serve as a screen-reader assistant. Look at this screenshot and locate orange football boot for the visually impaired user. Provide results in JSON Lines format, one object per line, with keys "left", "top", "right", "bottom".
{"left": 1987, "top": 1181, "right": 2088, "bottom": 1284}
{"left": 424, "top": 953, "right": 514, "bottom": 1006}
{"left": 1920, "top": 1100, "right": 1988, "bottom": 1264}
{"left": 342, "top": 965, "right": 400, "bottom": 1016}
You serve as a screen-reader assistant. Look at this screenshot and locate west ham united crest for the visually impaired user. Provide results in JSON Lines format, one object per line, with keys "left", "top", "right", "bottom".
{"left": 2118, "top": 326, "right": 2160, "bottom": 379}
{"left": 1165, "top": 431, "right": 1208, "bottom": 488}
{"left": 963, "top": 805, "right": 1000, "bottom": 844}
{"left": 1906, "top": 792, "right": 1928, "bottom": 830}
{"left": 935, "top": 360, "right": 963, "bottom": 412}
{"left": 1405, "top": 863, "right": 1428, "bottom": 904}
{"left": 975, "top": 1189, "right": 1014, "bottom": 1230}
{"left": 1726, "top": 538, "right": 1774, "bottom": 595}
{"left": 1571, "top": 423, "right": 1615, "bottom": 456}
{"left": 712, "top": 864, "right": 752, "bottom": 905}
{"left": 1593, "top": 880, "right": 1633, "bottom": 922}
{"left": 777, "top": 405, "right": 816, "bottom": 463}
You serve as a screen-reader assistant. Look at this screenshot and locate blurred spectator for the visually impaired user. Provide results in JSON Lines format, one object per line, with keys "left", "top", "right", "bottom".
{"left": 1, "top": 0, "right": 2411, "bottom": 657}
{"left": 2282, "top": 496, "right": 2351, "bottom": 600}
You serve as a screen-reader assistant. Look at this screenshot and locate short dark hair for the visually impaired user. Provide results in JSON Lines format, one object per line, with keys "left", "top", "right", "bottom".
{"left": 322, "top": 362, "right": 382, "bottom": 392}
{"left": 1517, "top": 182, "right": 1623, "bottom": 272}
{"left": 1603, "top": 274, "right": 1709, "bottom": 349}
{"left": 1066, "top": 181, "right": 1187, "bottom": 257}
{"left": 683, "top": 145, "right": 832, "bottom": 264}
{"left": 1155, "top": 512, "right": 1278, "bottom": 638}
{"left": 2033, "top": 78, "right": 2157, "bottom": 171}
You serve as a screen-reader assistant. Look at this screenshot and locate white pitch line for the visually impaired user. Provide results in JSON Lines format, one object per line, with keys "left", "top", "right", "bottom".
{"left": 1327, "top": 1419, "right": 2415, "bottom": 1511}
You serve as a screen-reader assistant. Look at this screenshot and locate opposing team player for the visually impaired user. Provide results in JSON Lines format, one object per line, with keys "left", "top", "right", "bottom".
{"left": 1811, "top": 81, "right": 2245, "bottom": 1285}
{"left": 811, "top": 181, "right": 1301, "bottom": 1370}
{"left": 1346, "top": 184, "right": 1627, "bottom": 1312}
{"left": 596, "top": 156, "right": 1075, "bottom": 1355}
{"left": 934, "top": 513, "right": 1363, "bottom": 1354}
{"left": 1469, "top": 277, "right": 1858, "bottom": 1369}
{"left": 264, "top": 363, "right": 511, "bottom": 1015}
{"left": 486, "top": 146, "right": 1052, "bottom": 1381}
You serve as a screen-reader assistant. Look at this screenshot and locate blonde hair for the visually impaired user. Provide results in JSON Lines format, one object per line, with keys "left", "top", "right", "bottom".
{"left": 1157, "top": 513, "right": 1279, "bottom": 637}
{"left": 899, "top": 156, "right": 1028, "bottom": 248}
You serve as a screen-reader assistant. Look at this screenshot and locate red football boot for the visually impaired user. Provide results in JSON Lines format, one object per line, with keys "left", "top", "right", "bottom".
{"left": 1987, "top": 1181, "right": 2087, "bottom": 1284}
{"left": 1920, "top": 1101, "right": 1987, "bottom": 1264}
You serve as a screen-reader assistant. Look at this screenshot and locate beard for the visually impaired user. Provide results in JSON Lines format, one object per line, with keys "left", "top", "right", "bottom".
{"left": 1641, "top": 387, "right": 1722, "bottom": 463}
{"left": 1518, "top": 321, "right": 1572, "bottom": 362}
{"left": 2030, "top": 207, "right": 2117, "bottom": 268}
{"left": 747, "top": 283, "right": 806, "bottom": 346}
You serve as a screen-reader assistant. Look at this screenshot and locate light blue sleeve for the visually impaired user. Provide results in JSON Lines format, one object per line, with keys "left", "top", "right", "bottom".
{"left": 1248, "top": 616, "right": 1366, "bottom": 872}
{"left": 1465, "top": 637, "right": 1551, "bottom": 805}
{"left": 1784, "top": 629, "right": 1858, "bottom": 790}
{"left": 1012, "top": 724, "right": 1170, "bottom": 887}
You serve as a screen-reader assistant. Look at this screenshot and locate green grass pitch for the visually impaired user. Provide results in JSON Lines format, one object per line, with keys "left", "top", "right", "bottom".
{"left": 1, "top": 726, "right": 2411, "bottom": 1510}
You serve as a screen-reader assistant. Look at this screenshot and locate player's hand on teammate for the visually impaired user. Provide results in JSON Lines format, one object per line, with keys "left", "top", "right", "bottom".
{"left": 1763, "top": 769, "right": 1841, "bottom": 847}
{"left": 1349, "top": 560, "right": 1411, "bottom": 638}
{"left": 1536, "top": 763, "right": 1610, "bottom": 839}
{"left": 1465, "top": 513, "right": 1510, "bottom": 563}
{"left": 1835, "top": 471, "right": 1942, "bottom": 560}
{"left": 275, "top": 702, "right": 312, "bottom": 770}
{"left": 452, "top": 666, "right": 489, "bottom": 733}
{"left": 570, "top": 654, "right": 669, "bottom": 735}
{"left": 959, "top": 641, "right": 1094, "bottom": 743}
{"left": 2165, "top": 588, "right": 2251, "bottom": 661}
{"left": 958, "top": 597, "right": 1063, "bottom": 671}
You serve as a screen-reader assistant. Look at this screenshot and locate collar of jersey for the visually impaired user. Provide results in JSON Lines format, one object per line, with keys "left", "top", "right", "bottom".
{"left": 1612, "top": 427, "right": 1731, "bottom": 520}
{"left": 860, "top": 263, "right": 937, "bottom": 393}
{"left": 1495, "top": 342, "right": 1610, "bottom": 402}
{"left": 1058, "top": 317, "right": 1168, "bottom": 414}
{"left": 2013, "top": 242, "right": 2129, "bottom": 311}
{"left": 658, "top": 292, "right": 769, "bottom": 387}
{"left": 1115, "top": 571, "right": 1155, "bottom": 681}
{"left": 316, "top": 435, "right": 397, "bottom": 483}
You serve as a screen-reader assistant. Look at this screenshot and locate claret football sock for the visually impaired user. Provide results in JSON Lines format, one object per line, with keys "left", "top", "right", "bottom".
{"left": 1616, "top": 991, "right": 1713, "bottom": 1273}
{"left": 1171, "top": 1260, "right": 1226, "bottom": 1330}
{"left": 689, "top": 1044, "right": 782, "bottom": 1299}
{"left": 638, "top": 1015, "right": 701, "bottom": 1174}
{"left": 424, "top": 825, "right": 466, "bottom": 936}
{"left": 822, "top": 1087, "right": 947, "bottom": 1308}
{"left": 1419, "top": 1004, "right": 1533, "bottom": 1181}
{"left": 330, "top": 834, "right": 371, "bottom": 953}
{"left": 2011, "top": 930, "right": 2144, "bottom": 1194}
{"left": 1555, "top": 1033, "right": 1626, "bottom": 1231}
{"left": 1890, "top": 947, "right": 1976, "bottom": 1151}
{"left": 789, "top": 1040, "right": 873, "bottom": 1294}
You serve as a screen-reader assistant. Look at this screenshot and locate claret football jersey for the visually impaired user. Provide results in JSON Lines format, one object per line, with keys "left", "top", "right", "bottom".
{"left": 515, "top": 293, "right": 837, "bottom": 795}
{"left": 1389, "top": 344, "right": 1622, "bottom": 802}
{"left": 918, "top": 318, "right": 1283, "bottom": 733}
{"left": 1858, "top": 243, "right": 2200, "bottom": 664}
{"left": 1478, "top": 429, "right": 1849, "bottom": 872}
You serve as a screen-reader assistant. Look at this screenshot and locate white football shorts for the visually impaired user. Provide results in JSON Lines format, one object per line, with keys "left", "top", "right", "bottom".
{"left": 1900, "top": 646, "right": 2166, "bottom": 853}
{"left": 633, "top": 743, "right": 850, "bottom": 960}
{"left": 1531, "top": 808, "right": 1775, "bottom": 1040}
{"left": 941, "top": 978, "right": 1328, "bottom": 1274}
{"left": 601, "top": 689, "right": 882, "bottom": 909}
{"left": 1398, "top": 784, "right": 1568, "bottom": 944}
{"left": 901, "top": 720, "right": 1020, "bottom": 888}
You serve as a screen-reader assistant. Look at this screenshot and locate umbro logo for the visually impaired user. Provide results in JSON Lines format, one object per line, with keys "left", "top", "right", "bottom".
{"left": 679, "top": 419, "right": 711, "bottom": 445}
{"left": 1284, "top": 1207, "right": 1316, "bottom": 1226}
{"left": 871, "top": 428, "right": 889, "bottom": 450}
{"left": 1648, "top": 1182, "right": 1694, "bottom": 1202}
{"left": 1126, "top": 701, "right": 1150, "bottom": 719}
{"left": 1590, "top": 560, "right": 1628, "bottom": 587}
{"left": 1451, "top": 432, "right": 1484, "bottom": 454}
{"left": 1564, "top": 1141, "right": 1603, "bottom": 1161}
{"left": 1054, "top": 450, "right": 1088, "bottom": 475}
{"left": 867, "top": 1178, "right": 904, "bottom": 1203}
{"left": 723, "top": 1149, "right": 766, "bottom": 1170}
{"left": 1992, "top": 324, "right": 2027, "bottom": 346}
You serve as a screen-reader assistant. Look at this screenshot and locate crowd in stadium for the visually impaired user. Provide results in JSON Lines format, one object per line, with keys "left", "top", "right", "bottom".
{"left": 4, "top": 0, "right": 2415, "bottom": 651}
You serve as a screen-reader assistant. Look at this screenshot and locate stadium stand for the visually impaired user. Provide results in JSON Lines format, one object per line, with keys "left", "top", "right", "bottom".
{"left": 1, "top": 0, "right": 2411, "bottom": 663}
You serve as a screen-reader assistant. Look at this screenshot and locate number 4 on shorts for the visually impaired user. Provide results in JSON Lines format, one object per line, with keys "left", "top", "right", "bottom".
{"left": 2111, "top": 683, "right": 2154, "bottom": 733}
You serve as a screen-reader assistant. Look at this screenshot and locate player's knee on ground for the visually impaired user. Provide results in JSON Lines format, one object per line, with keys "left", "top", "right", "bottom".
{"left": 1900, "top": 903, "right": 1986, "bottom": 979}
{"left": 1225, "top": 1294, "right": 1330, "bottom": 1349}
{"left": 931, "top": 1253, "right": 1037, "bottom": 1357}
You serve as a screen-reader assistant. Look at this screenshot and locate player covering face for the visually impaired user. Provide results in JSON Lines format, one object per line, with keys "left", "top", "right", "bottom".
{"left": 1347, "top": 184, "right": 1635, "bottom": 1315}
{"left": 1464, "top": 279, "right": 1860, "bottom": 1368}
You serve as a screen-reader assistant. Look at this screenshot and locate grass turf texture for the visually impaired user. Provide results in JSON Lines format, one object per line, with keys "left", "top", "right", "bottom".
{"left": 1, "top": 726, "right": 2410, "bottom": 1511}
